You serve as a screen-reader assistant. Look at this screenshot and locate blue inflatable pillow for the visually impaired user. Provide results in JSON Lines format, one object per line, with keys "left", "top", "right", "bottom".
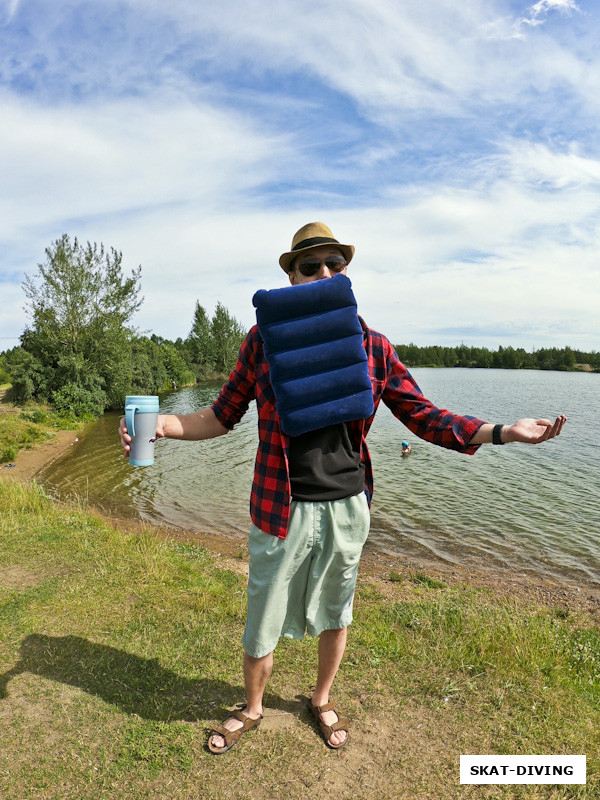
{"left": 252, "top": 274, "right": 374, "bottom": 437}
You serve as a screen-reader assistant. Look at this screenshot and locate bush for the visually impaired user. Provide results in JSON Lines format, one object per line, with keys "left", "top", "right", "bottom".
{"left": 2, "top": 348, "right": 42, "bottom": 403}
{"left": 0, "top": 416, "right": 53, "bottom": 463}
{"left": 0, "top": 444, "right": 18, "bottom": 463}
{"left": 0, "top": 365, "right": 11, "bottom": 385}
{"left": 51, "top": 381, "right": 106, "bottom": 419}
{"left": 20, "top": 409, "right": 48, "bottom": 425}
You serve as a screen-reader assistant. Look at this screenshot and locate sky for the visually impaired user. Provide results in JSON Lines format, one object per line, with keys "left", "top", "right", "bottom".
{"left": 0, "top": 0, "right": 598, "bottom": 352}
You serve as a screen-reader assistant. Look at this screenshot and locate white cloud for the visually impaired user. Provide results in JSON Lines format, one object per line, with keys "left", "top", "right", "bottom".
{"left": 3, "top": 1, "right": 594, "bottom": 119}
{"left": 0, "top": 90, "right": 292, "bottom": 237}
{"left": 526, "top": 0, "right": 579, "bottom": 22}
{"left": 334, "top": 138, "right": 600, "bottom": 349}
{"left": 120, "top": 0, "right": 594, "bottom": 119}
{"left": 0, "top": 83, "right": 296, "bottom": 341}
{"left": 486, "top": 0, "right": 581, "bottom": 40}
{"left": 497, "top": 139, "right": 600, "bottom": 189}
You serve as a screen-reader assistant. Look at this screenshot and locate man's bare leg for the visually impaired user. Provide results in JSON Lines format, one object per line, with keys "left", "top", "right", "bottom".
{"left": 209, "top": 650, "right": 272, "bottom": 749}
{"left": 310, "top": 627, "right": 348, "bottom": 747}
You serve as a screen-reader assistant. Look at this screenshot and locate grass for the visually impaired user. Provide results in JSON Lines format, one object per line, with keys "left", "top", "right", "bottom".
{"left": 1, "top": 479, "right": 599, "bottom": 799}
{"left": 0, "top": 397, "right": 83, "bottom": 463}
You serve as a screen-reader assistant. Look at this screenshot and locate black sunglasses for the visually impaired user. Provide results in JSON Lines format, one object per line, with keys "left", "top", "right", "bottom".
{"left": 296, "top": 257, "right": 347, "bottom": 277}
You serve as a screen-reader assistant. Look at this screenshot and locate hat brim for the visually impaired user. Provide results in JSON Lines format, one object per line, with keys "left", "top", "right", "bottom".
{"left": 279, "top": 242, "right": 355, "bottom": 272}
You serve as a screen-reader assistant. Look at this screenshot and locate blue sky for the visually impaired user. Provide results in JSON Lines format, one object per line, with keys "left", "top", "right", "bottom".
{"left": 1, "top": 0, "right": 598, "bottom": 351}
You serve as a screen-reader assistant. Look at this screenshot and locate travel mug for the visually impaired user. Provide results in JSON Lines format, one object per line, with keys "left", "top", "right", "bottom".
{"left": 125, "top": 395, "right": 160, "bottom": 466}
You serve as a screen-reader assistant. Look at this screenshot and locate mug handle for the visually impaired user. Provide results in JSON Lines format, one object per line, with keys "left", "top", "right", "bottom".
{"left": 125, "top": 404, "right": 138, "bottom": 438}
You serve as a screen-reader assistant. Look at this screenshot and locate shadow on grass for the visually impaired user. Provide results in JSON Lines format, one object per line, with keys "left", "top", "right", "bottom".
{"left": 0, "top": 634, "right": 297, "bottom": 722}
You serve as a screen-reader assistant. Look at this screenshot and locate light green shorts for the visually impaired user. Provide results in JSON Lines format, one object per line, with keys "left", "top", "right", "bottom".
{"left": 242, "top": 493, "right": 370, "bottom": 658}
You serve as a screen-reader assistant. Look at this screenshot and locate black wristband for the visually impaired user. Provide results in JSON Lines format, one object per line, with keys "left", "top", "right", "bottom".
{"left": 492, "top": 424, "right": 505, "bottom": 445}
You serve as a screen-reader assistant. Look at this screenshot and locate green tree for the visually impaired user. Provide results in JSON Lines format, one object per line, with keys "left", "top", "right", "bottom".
{"left": 186, "top": 301, "right": 215, "bottom": 373}
{"left": 0, "top": 352, "right": 11, "bottom": 386}
{"left": 2, "top": 347, "right": 43, "bottom": 402}
{"left": 472, "top": 347, "right": 492, "bottom": 368}
{"left": 211, "top": 302, "right": 246, "bottom": 374}
{"left": 500, "top": 346, "right": 521, "bottom": 369}
{"left": 161, "top": 341, "right": 191, "bottom": 387}
{"left": 560, "top": 346, "right": 576, "bottom": 370}
{"left": 129, "top": 337, "right": 164, "bottom": 395}
{"left": 19, "top": 234, "right": 142, "bottom": 412}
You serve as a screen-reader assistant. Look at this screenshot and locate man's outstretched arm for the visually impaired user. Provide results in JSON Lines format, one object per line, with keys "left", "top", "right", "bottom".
{"left": 119, "top": 407, "right": 228, "bottom": 457}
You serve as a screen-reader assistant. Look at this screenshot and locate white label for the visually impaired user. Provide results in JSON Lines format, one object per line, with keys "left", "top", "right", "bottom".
{"left": 460, "top": 755, "right": 586, "bottom": 784}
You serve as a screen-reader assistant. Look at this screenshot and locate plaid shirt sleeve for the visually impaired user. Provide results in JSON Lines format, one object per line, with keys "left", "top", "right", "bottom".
{"left": 367, "top": 328, "right": 486, "bottom": 454}
{"left": 210, "top": 327, "right": 257, "bottom": 430}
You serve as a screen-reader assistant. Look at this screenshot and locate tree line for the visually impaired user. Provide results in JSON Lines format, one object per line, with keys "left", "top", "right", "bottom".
{"left": 394, "top": 343, "right": 600, "bottom": 372}
{"left": 0, "top": 235, "right": 247, "bottom": 418}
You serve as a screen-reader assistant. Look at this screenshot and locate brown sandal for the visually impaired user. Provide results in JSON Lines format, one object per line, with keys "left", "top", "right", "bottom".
{"left": 307, "top": 699, "right": 350, "bottom": 749}
{"left": 207, "top": 708, "right": 263, "bottom": 754}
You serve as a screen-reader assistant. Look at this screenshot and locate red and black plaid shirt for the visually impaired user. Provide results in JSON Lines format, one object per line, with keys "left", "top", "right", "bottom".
{"left": 212, "top": 319, "right": 486, "bottom": 539}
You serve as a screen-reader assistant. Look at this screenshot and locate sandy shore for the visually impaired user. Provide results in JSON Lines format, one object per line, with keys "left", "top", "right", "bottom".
{"left": 0, "top": 390, "right": 82, "bottom": 482}
{"left": 1, "top": 429, "right": 81, "bottom": 482}
{"left": 3, "top": 415, "right": 600, "bottom": 619}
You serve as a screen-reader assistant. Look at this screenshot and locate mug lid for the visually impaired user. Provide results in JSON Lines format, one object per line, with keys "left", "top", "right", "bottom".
{"left": 125, "top": 395, "right": 159, "bottom": 411}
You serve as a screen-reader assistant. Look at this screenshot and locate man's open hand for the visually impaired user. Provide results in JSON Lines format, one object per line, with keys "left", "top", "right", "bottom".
{"left": 503, "top": 415, "right": 567, "bottom": 444}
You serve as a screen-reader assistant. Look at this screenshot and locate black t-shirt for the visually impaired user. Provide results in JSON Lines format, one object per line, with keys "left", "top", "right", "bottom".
{"left": 288, "top": 422, "right": 365, "bottom": 502}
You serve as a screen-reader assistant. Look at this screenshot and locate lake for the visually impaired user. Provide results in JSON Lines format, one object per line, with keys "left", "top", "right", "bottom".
{"left": 36, "top": 368, "right": 600, "bottom": 591}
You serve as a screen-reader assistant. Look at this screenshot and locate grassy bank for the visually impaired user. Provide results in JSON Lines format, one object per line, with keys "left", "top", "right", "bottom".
{"left": 0, "top": 396, "right": 83, "bottom": 464}
{"left": 1, "top": 481, "right": 599, "bottom": 800}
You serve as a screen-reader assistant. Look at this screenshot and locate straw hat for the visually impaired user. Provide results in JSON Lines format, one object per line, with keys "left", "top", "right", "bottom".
{"left": 279, "top": 222, "right": 355, "bottom": 272}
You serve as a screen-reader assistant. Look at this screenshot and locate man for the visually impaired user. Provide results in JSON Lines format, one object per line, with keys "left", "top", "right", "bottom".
{"left": 119, "top": 222, "right": 567, "bottom": 753}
